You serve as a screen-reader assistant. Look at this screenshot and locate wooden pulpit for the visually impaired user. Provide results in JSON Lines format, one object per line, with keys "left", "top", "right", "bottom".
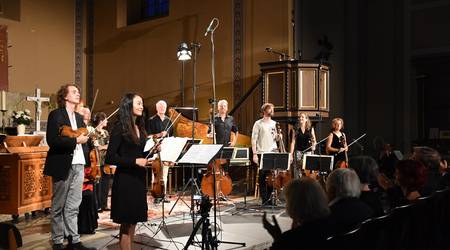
{"left": 0, "top": 135, "right": 51, "bottom": 217}
{"left": 260, "top": 60, "right": 330, "bottom": 122}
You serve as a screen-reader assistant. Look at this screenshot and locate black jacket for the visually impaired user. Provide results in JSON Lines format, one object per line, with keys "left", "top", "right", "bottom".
{"left": 44, "top": 108, "right": 90, "bottom": 181}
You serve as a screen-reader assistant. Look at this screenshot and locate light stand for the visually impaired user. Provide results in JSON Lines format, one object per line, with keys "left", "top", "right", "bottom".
{"left": 169, "top": 42, "right": 203, "bottom": 228}
{"left": 177, "top": 42, "right": 191, "bottom": 107}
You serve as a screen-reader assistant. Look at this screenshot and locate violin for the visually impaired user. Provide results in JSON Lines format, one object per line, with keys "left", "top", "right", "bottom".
{"left": 88, "top": 147, "right": 101, "bottom": 181}
{"left": 335, "top": 134, "right": 348, "bottom": 168}
{"left": 59, "top": 125, "right": 90, "bottom": 138}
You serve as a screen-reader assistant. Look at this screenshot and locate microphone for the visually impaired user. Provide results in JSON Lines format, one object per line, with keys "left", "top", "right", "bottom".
{"left": 204, "top": 18, "right": 218, "bottom": 36}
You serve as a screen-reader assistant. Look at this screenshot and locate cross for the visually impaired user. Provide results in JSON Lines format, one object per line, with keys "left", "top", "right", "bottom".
{"left": 26, "top": 88, "right": 50, "bottom": 132}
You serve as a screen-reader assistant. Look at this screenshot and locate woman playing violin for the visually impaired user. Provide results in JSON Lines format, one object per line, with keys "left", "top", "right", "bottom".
{"left": 326, "top": 117, "right": 348, "bottom": 169}
{"left": 289, "top": 113, "right": 316, "bottom": 177}
{"left": 92, "top": 112, "right": 111, "bottom": 211}
{"left": 105, "top": 93, "right": 150, "bottom": 250}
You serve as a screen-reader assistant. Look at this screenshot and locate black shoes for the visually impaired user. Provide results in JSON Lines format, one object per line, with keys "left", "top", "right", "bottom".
{"left": 67, "top": 242, "right": 97, "bottom": 250}
{"left": 52, "top": 244, "right": 64, "bottom": 250}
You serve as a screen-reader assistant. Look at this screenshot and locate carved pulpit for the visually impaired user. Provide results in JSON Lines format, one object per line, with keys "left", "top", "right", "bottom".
{"left": 0, "top": 135, "right": 51, "bottom": 217}
{"left": 260, "top": 60, "right": 330, "bottom": 122}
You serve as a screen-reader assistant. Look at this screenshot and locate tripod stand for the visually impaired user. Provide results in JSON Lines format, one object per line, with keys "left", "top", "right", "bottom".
{"left": 149, "top": 191, "right": 180, "bottom": 249}
{"left": 168, "top": 163, "right": 202, "bottom": 222}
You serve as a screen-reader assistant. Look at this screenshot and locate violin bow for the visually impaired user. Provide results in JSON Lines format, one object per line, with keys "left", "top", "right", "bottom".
{"left": 144, "top": 112, "right": 181, "bottom": 159}
{"left": 91, "top": 89, "right": 99, "bottom": 113}
{"left": 89, "top": 108, "right": 119, "bottom": 136}
{"left": 301, "top": 136, "right": 328, "bottom": 153}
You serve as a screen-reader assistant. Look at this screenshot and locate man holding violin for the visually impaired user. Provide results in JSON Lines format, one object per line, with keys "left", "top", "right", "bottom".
{"left": 44, "top": 84, "right": 95, "bottom": 250}
{"left": 145, "top": 100, "right": 173, "bottom": 204}
{"left": 251, "top": 103, "right": 279, "bottom": 205}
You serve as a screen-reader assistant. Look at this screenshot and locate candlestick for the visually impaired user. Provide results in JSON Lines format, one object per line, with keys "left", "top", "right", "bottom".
{"left": 0, "top": 90, "right": 6, "bottom": 111}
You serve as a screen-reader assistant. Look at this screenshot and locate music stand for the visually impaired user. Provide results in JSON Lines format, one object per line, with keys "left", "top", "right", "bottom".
{"left": 260, "top": 152, "right": 289, "bottom": 209}
{"left": 302, "top": 154, "right": 334, "bottom": 173}
{"left": 168, "top": 139, "right": 203, "bottom": 216}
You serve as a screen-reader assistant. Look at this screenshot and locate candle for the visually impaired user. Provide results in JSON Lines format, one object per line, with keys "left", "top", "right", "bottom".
{"left": 0, "top": 91, "right": 6, "bottom": 111}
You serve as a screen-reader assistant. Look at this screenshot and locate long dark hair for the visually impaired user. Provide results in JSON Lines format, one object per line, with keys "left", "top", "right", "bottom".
{"left": 117, "top": 93, "right": 147, "bottom": 144}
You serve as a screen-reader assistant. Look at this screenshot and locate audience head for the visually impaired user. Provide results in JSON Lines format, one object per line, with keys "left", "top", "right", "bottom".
{"left": 326, "top": 168, "right": 361, "bottom": 202}
{"left": 395, "top": 159, "right": 427, "bottom": 195}
{"left": 285, "top": 177, "right": 330, "bottom": 225}
{"left": 411, "top": 146, "right": 441, "bottom": 171}
{"left": 349, "top": 156, "right": 379, "bottom": 185}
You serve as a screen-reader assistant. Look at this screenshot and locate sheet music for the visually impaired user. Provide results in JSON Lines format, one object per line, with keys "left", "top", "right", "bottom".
{"left": 143, "top": 138, "right": 155, "bottom": 152}
{"left": 160, "top": 137, "right": 188, "bottom": 162}
{"left": 178, "top": 144, "right": 223, "bottom": 165}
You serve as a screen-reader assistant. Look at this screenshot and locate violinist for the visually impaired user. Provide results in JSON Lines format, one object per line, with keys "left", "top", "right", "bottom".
{"left": 43, "top": 84, "right": 95, "bottom": 250}
{"left": 146, "top": 100, "right": 173, "bottom": 138}
{"left": 289, "top": 113, "right": 316, "bottom": 177}
{"left": 92, "top": 112, "right": 111, "bottom": 212}
{"left": 76, "top": 105, "right": 99, "bottom": 235}
{"left": 146, "top": 100, "right": 173, "bottom": 204}
{"left": 105, "top": 93, "right": 150, "bottom": 250}
{"left": 325, "top": 117, "right": 348, "bottom": 169}
{"left": 251, "top": 103, "right": 279, "bottom": 205}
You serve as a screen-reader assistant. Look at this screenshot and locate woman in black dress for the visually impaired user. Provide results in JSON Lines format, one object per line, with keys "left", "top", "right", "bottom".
{"left": 105, "top": 93, "right": 149, "bottom": 250}
{"left": 325, "top": 117, "right": 348, "bottom": 169}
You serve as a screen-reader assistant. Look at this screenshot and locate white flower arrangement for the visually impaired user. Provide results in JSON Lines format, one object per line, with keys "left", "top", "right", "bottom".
{"left": 11, "top": 109, "right": 33, "bottom": 125}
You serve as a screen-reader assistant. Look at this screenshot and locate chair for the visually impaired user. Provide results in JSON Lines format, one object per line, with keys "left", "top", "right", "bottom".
{"left": 0, "top": 223, "right": 22, "bottom": 250}
{"left": 358, "top": 215, "right": 391, "bottom": 250}
{"left": 326, "top": 226, "right": 363, "bottom": 250}
{"left": 431, "top": 188, "right": 450, "bottom": 249}
{"left": 385, "top": 203, "right": 415, "bottom": 250}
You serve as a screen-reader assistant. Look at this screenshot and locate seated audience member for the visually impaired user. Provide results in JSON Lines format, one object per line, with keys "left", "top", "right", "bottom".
{"left": 263, "top": 177, "right": 332, "bottom": 250}
{"left": 438, "top": 157, "right": 449, "bottom": 189}
{"left": 326, "top": 168, "right": 374, "bottom": 234}
{"left": 349, "top": 156, "right": 385, "bottom": 216}
{"left": 411, "top": 146, "right": 442, "bottom": 195}
{"left": 393, "top": 159, "right": 427, "bottom": 206}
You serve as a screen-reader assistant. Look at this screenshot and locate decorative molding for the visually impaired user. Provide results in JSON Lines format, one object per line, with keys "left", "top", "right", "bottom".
{"left": 86, "top": 0, "right": 94, "bottom": 107}
{"left": 74, "top": 0, "right": 83, "bottom": 91}
{"left": 232, "top": 0, "right": 244, "bottom": 118}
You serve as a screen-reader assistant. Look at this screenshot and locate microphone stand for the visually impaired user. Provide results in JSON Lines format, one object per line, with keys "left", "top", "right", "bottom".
{"left": 206, "top": 19, "right": 245, "bottom": 249}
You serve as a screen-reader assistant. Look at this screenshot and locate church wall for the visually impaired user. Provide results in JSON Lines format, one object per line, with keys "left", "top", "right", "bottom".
{"left": 0, "top": 0, "right": 75, "bottom": 130}
{"left": 92, "top": 0, "right": 291, "bottom": 132}
{"left": 0, "top": 0, "right": 75, "bottom": 95}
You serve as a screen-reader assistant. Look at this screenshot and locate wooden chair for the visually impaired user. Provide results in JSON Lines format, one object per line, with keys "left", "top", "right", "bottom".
{"left": 0, "top": 223, "right": 22, "bottom": 250}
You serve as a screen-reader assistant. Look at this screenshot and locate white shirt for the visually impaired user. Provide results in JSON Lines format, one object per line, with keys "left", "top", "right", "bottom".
{"left": 68, "top": 110, "right": 86, "bottom": 165}
{"left": 251, "top": 119, "right": 278, "bottom": 153}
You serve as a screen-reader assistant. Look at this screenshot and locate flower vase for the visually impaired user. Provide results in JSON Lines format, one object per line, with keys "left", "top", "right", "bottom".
{"left": 17, "top": 124, "right": 26, "bottom": 135}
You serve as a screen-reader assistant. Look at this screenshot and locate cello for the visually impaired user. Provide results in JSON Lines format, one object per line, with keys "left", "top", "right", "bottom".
{"left": 166, "top": 108, "right": 238, "bottom": 198}
{"left": 265, "top": 122, "right": 291, "bottom": 192}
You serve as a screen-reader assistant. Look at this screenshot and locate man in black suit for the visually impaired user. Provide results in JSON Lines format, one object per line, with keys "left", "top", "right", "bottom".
{"left": 44, "top": 84, "right": 95, "bottom": 250}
